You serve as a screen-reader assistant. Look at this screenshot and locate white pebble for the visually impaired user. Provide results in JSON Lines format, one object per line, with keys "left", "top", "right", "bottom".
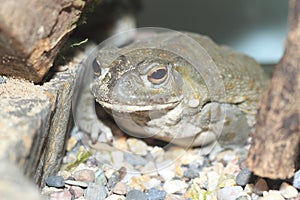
{"left": 127, "top": 138, "right": 148, "bottom": 156}
{"left": 261, "top": 190, "right": 285, "bottom": 200}
{"left": 105, "top": 194, "right": 125, "bottom": 200}
{"left": 217, "top": 186, "right": 245, "bottom": 200}
{"left": 279, "top": 182, "right": 298, "bottom": 198}
{"left": 163, "top": 180, "right": 188, "bottom": 194}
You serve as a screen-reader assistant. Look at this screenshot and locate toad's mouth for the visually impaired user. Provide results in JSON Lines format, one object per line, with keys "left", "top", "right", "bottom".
{"left": 96, "top": 100, "right": 180, "bottom": 112}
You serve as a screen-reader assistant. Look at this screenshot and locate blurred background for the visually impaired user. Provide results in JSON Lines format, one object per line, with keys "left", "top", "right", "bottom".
{"left": 74, "top": 0, "right": 288, "bottom": 71}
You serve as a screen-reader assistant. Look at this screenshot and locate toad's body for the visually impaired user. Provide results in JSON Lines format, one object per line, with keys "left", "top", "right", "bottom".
{"left": 74, "top": 31, "right": 267, "bottom": 148}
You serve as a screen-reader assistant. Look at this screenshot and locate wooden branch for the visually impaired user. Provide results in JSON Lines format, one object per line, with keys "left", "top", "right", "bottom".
{"left": 0, "top": 0, "right": 90, "bottom": 83}
{"left": 247, "top": 0, "right": 300, "bottom": 179}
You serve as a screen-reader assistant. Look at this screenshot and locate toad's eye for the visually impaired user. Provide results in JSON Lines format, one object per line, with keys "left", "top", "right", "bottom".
{"left": 147, "top": 65, "right": 168, "bottom": 85}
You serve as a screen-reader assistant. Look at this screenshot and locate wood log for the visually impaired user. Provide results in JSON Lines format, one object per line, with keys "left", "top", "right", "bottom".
{"left": 247, "top": 0, "right": 300, "bottom": 179}
{"left": 0, "top": 0, "right": 90, "bottom": 83}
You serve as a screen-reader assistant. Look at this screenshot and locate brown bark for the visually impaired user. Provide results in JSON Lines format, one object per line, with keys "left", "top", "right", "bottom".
{"left": 0, "top": 0, "right": 90, "bottom": 83}
{"left": 247, "top": 0, "right": 300, "bottom": 179}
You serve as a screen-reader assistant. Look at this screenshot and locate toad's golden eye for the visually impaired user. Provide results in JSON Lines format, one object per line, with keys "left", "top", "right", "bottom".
{"left": 147, "top": 65, "right": 168, "bottom": 85}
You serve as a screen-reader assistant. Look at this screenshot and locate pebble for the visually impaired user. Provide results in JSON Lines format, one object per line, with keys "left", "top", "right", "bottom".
{"left": 126, "top": 189, "right": 147, "bottom": 200}
{"left": 73, "top": 169, "right": 95, "bottom": 183}
{"left": 70, "top": 186, "right": 84, "bottom": 198}
{"left": 84, "top": 183, "right": 107, "bottom": 200}
{"left": 127, "top": 138, "right": 148, "bottom": 156}
{"left": 236, "top": 167, "right": 252, "bottom": 186}
{"left": 144, "top": 178, "right": 161, "bottom": 190}
{"left": 65, "top": 180, "right": 88, "bottom": 188}
{"left": 163, "top": 180, "right": 188, "bottom": 194}
{"left": 158, "top": 168, "right": 175, "bottom": 182}
{"left": 244, "top": 184, "right": 254, "bottom": 194}
{"left": 183, "top": 169, "right": 199, "bottom": 179}
{"left": 279, "top": 182, "right": 298, "bottom": 198}
{"left": 107, "top": 171, "right": 120, "bottom": 190}
{"left": 217, "top": 186, "right": 245, "bottom": 200}
{"left": 49, "top": 190, "right": 72, "bottom": 200}
{"left": 261, "top": 190, "right": 285, "bottom": 200}
{"left": 45, "top": 176, "right": 65, "bottom": 188}
{"left": 0, "top": 76, "right": 6, "bottom": 84}
{"left": 207, "top": 171, "right": 220, "bottom": 191}
{"left": 146, "top": 188, "right": 167, "bottom": 200}
{"left": 105, "top": 194, "right": 126, "bottom": 200}
{"left": 124, "top": 153, "right": 147, "bottom": 166}
{"left": 293, "top": 169, "right": 300, "bottom": 189}
{"left": 113, "top": 181, "right": 127, "bottom": 195}
{"left": 41, "top": 186, "right": 64, "bottom": 195}
{"left": 253, "top": 178, "right": 269, "bottom": 195}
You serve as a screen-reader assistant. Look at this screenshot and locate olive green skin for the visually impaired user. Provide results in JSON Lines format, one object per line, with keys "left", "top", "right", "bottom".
{"left": 91, "top": 32, "right": 267, "bottom": 147}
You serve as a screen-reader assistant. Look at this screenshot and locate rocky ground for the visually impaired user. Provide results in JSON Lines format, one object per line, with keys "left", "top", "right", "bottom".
{"left": 41, "top": 128, "right": 300, "bottom": 200}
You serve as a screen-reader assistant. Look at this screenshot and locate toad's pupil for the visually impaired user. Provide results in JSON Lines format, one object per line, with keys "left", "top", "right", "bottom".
{"left": 150, "top": 69, "right": 167, "bottom": 80}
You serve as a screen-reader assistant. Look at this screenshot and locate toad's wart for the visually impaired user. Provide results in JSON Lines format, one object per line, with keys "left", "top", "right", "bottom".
{"left": 73, "top": 30, "right": 267, "bottom": 148}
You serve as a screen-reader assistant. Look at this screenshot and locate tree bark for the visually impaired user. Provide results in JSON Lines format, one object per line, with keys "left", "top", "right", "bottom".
{"left": 0, "top": 0, "right": 90, "bottom": 83}
{"left": 247, "top": 0, "right": 300, "bottom": 179}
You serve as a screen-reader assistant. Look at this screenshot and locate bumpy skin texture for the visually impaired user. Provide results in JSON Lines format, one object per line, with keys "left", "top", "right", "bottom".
{"left": 76, "top": 32, "right": 267, "bottom": 147}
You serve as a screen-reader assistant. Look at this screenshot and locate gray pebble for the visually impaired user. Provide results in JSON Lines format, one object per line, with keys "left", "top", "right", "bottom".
{"left": 124, "top": 153, "right": 147, "bottom": 166}
{"left": 107, "top": 171, "right": 120, "bottom": 191}
{"left": 146, "top": 188, "right": 166, "bottom": 200}
{"left": 85, "top": 183, "right": 107, "bottom": 200}
{"left": 183, "top": 169, "right": 199, "bottom": 179}
{"left": 0, "top": 76, "right": 6, "bottom": 84}
{"left": 236, "top": 167, "right": 252, "bottom": 186}
{"left": 126, "top": 189, "right": 147, "bottom": 200}
{"left": 45, "top": 176, "right": 65, "bottom": 188}
{"left": 293, "top": 169, "right": 300, "bottom": 189}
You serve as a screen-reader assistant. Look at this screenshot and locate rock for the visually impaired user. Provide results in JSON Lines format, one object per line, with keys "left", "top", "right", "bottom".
{"left": 65, "top": 180, "right": 88, "bottom": 188}
{"left": 113, "top": 182, "right": 127, "bottom": 195}
{"left": 45, "top": 176, "right": 65, "bottom": 188}
{"left": 236, "top": 167, "right": 252, "bottom": 186}
{"left": 158, "top": 168, "right": 175, "bottom": 182}
{"left": 107, "top": 171, "right": 121, "bottom": 191}
{"left": 293, "top": 169, "right": 300, "bottom": 189}
{"left": 183, "top": 169, "right": 199, "bottom": 179}
{"left": 279, "top": 182, "right": 298, "bottom": 198}
{"left": 95, "top": 169, "right": 108, "bottom": 186}
{"left": 126, "top": 189, "right": 147, "bottom": 200}
{"left": 41, "top": 186, "right": 64, "bottom": 195}
{"left": 146, "top": 188, "right": 167, "bottom": 200}
{"left": 253, "top": 178, "right": 269, "bottom": 195}
{"left": 124, "top": 153, "right": 147, "bottom": 166}
{"left": 219, "top": 178, "right": 236, "bottom": 188}
{"left": 73, "top": 169, "right": 95, "bottom": 183}
{"left": 85, "top": 183, "right": 107, "bottom": 200}
{"left": 235, "top": 196, "right": 251, "bottom": 200}
{"left": 163, "top": 180, "right": 188, "bottom": 194}
{"left": 260, "top": 190, "right": 284, "bottom": 200}
{"left": 49, "top": 190, "right": 72, "bottom": 200}
{"left": 105, "top": 194, "right": 126, "bottom": 200}
{"left": 207, "top": 171, "right": 220, "bottom": 191}
{"left": 244, "top": 184, "right": 254, "bottom": 194}
{"left": 217, "top": 186, "right": 245, "bottom": 200}
{"left": 127, "top": 138, "right": 148, "bottom": 156}
{"left": 144, "top": 178, "right": 161, "bottom": 190}
{"left": 70, "top": 186, "right": 84, "bottom": 198}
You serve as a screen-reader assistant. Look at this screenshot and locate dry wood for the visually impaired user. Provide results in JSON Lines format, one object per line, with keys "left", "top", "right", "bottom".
{"left": 247, "top": 0, "right": 300, "bottom": 179}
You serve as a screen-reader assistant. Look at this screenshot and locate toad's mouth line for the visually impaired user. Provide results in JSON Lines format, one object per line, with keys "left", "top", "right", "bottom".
{"left": 96, "top": 100, "right": 180, "bottom": 112}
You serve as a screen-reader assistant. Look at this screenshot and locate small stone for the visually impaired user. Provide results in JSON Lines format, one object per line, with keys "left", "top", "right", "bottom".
{"left": 124, "top": 153, "right": 147, "bottom": 166}
{"left": 45, "top": 176, "right": 65, "bottom": 188}
{"left": 183, "top": 169, "right": 199, "bottom": 179}
{"left": 244, "top": 184, "right": 254, "bottom": 194}
{"left": 70, "top": 186, "right": 84, "bottom": 198}
{"left": 41, "top": 186, "right": 64, "bottom": 195}
{"left": 219, "top": 178, "right": 236, "bottom": 188}
{"left": 113, "top": 182, "right": 127, "bottom": 195}
{"left": 49, "top": 190, "right": 72, "bottom": 200}
{"left": 73, "top": 169, "right": 95, "bottom": 183}
{"left": 163, "top": 180, "right": 188, "bottom": 194}
{"left": 236, "top": 167, "right": 252, "bottom": 186}
{"left": 293, "top": 169, "right": 300, "bottom": 189}
{"left": 85, "top": 183, "right": 107, "bottom": 200}
{"left": 59, "top": 171, "right": 72, "bottom": 180}
{"left": 105, "top": 194, "right": 126, "bottom": 200}
{"left": 207, "top": 171, "right": 220, "bottom": 191}
{"left": 279, "top": 182, "right": 298, "bottom": 198}
{"left": 95, "top": 169, "right": 108, "bottom": 186}
{"left": 126, "top": 189, "right": 147, "bottom": 200}
{"left": 235, "top": 196, "right": 251, "bottom": 200}
{"left": 127, "top": 138, "right": 148, "bottom": 156}
{"left": 146, "top": 188, "right": 167, "bottom": 200}
{"left": 65, "top": 180, "right": 88, "bottom": 188}
{"left": 254, "top": 178, "right": 269, "bottom": 195}
{"left": 67, "top": 136, "right": 78, "bottom": 151}
{"left": 139, "top": 161, "right": 157, "bottom": 176}
{"left": 261, "top": 190, "right": 284, "bottom": 200}
{"left": 144, "top": 178, "right": 161, "bottom": 190}
{"left": 107, "top": 171, "right": 120, "bottom": 190}
{"left": 0, "top": 76, "right": 7, "bottom": 84}
{"left": 217, "top": 186, "right": 244, "bottom": 200}
{"left": 158, "top": 168, "right": 175, "bottom": 182}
